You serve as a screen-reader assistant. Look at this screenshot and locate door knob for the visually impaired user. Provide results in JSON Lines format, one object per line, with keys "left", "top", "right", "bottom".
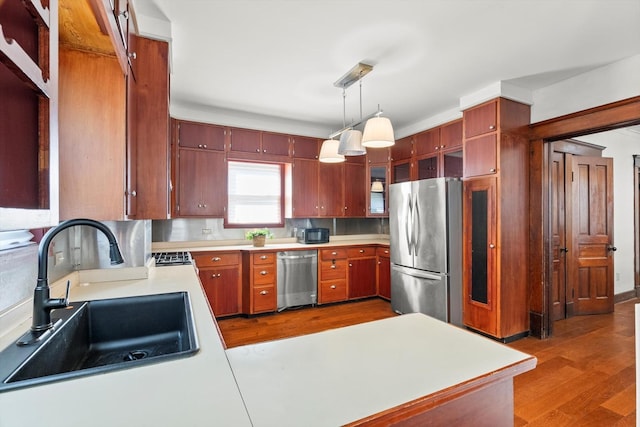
{"left": 608, "top": 246, "right": 617, "bottom": 252}
{"left": 560, "top": 247, "right": 569, "bottom": 253}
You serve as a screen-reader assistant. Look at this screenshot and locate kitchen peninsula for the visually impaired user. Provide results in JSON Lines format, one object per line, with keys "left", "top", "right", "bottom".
{"left": 0, "top": 263, "right": 535, "bottom": 426}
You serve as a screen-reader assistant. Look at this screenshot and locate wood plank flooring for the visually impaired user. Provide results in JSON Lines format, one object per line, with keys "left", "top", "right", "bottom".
{"left": 217, "top": 297, "right": 637, "bottom": 426}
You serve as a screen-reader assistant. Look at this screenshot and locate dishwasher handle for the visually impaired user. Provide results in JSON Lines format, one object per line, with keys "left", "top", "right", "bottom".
{"left": 277, "top": 252, "right": 317, "bottom": 260}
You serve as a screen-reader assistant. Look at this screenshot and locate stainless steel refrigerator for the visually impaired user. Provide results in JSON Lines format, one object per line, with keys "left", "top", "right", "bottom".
{"left": 389, "top": 177, "right": 462, "bottom": 326}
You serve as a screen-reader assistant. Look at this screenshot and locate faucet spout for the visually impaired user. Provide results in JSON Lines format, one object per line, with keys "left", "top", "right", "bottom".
{"left": 30, "top": 218, "right": 125, "bottom": 333}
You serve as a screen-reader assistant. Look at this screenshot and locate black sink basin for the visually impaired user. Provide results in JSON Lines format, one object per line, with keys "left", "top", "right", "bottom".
{"left": 0, "top": 292, "right": 199, "bottom": 392}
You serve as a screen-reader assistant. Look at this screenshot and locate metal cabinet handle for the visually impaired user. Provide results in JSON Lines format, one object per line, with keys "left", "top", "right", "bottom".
{"left": 330, "top": 265, "right": 336, "bottom": 269}
{"left": 560, "top": 247, "right": 569, "bottom": 253}
{"left": 330, "top": 285, "right": 336, "bottom": 289}
{"left": 489, "top": 244, "right": 495, "bottom": 249}
{"left": 260, "top": 290, "right": 268, "bottom": 295}
{"left": 198, "top": 144, "right": 207, "bottom": 149}
{"left": 359, "top": 249, "right": 365, "bottom": 253}
{"left": 260, "top": 255, "right": 268, "bottom": 260}
{"left": 260, "top": 270, "right": 268, "bottom": 275}
{"left": 349, "top": 263, "right": 353, "bottom": 267}
{"left": 212, "top": 257, "right": 221, "bottom": 262}
{"left": 128, "top": 51, "right": 136, "bottom": 60}
{"left": 489, "top": 168, "right": 496, "bottom": 173}
{"left": 263, "top": 149, "right": 266, "bottom": 153}
{"left": 211, "top": 273, "right": 221, "bottom": 278}
{"left": 256, "top": 148, "right": 260, "bottom": 152}
{"left": 384, "top": 250, "right": 389, "bottom": 254}
{"left": 331, "top": 252, "right": 337, "bottom": 255}
{"left": 489, "top": 125, "right": 495, "bottom": 130}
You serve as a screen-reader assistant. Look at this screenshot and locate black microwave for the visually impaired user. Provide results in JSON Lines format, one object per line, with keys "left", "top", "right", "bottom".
{"left": 297, "top": 228, "right": 330, "bottom": 244}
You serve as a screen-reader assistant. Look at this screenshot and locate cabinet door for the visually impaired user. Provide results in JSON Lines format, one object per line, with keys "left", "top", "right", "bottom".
{"left": 377, "top": 254, "right": 391, "bottom": 300}
{"left": 292, "top": 158, "right": 319, "bottom": 217}
{"left": 463, "top": 177, "right": 497, "bottom": 336}
{"left": 348, "top": 257, "right": 377, "bottom": 299}
{"left": 261, "top": 132, "right": 290, "bottom": 157}
{"left": 442, "top": 149, "right": 463, "bottom": 178}
{"left": 229, "top": 127, "right": 261, "bottom": 154}
{"left": 199, "top": 267, "right": 240, "bottom": 317}
{"left": 368, "top": 164, "right": 388, "bottom": 216}
{"left": 318, "top": 162, "right": 344, "bottom": 217}
{"left": 344, "top": 162, "right": 366, "bottom": 217}
{"left": 177, "top": 150, "right": 226, "bottom": 217}
{"left": 367, "top": 147, "right": 389, "bottom": 164}
{"left": 392, "top": 160, "right": 412, "bottom": 184}
{"left": 414, "top": 128, "right": 440, "bottom": 156}
{"left": 464, "top": 100, "right": 497, "bottom": 138}
{"left": 390, "top": 136, "right": 413, "bottom": 162}
{"left": 464, "top": 134, "right": 497, "bottom": 177}
{"left": 292, "top": 136, "right": 319, "bottom": 159}
{"left": 178, "top": 121, "right": 226, "bottom": 151}
{"left": 416, "top": 155, "right": 438, "bottom": 180}
{"left": 440, "top": 119, "right": 463, "bottom": 150}
{"left": 253, "top": 285, "right": 277, "bottom": 313}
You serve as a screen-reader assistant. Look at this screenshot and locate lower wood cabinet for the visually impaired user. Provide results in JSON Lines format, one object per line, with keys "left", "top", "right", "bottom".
{"left": 318, "top": 248, "right": 348, "bottom": 304}
{"left": 377, "top": 247, "right": 391, "bottom": 300}
{"left": 347, "top": 247, "right": 377, "bottom": 299}
{"left": 193, "top": 251, "right": 241, "bottom": 317}
{"left": 242, "top": 251, "right": 278, "bottom": 314}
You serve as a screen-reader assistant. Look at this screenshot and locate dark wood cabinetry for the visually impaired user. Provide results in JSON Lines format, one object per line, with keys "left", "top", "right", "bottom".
{"left": 318, "top": 162, "right": 345, "bottom": 217}
{"left": 462, "top": 98, "right": 530, "bottom": 340}
{"left": 292, "top": 158, "right": 319, "bottom": 217}
{"left": 347, "top": 247, "right": 377, "bottom": 299}
{"left": 377, "top": 246, "right": 391, "bottom": 300}
{"left": 194, "top": 251, "right": 241, "bottom": 317}
{"left": 176, "top": 149, "right": 226, "bottom": 217}
{"left": 0, "top": 0, "right": 59, "bottom": 229}
{"left": 318, "top": 248, "right": 348, "bottom": 304}
{"left": 291, "top": 136, "right": 319, "bottom": 159}
{"left": 228, "top": 127, "right": 290, "bottom": 160}
{"left": 243, "top": 252, "right": 278, "bottom": 314}
{"left": 178, "top": 121, "right": 226, "bottom": 151}
{"left": 344, "top": 162, "right": 367, "bottom": 217}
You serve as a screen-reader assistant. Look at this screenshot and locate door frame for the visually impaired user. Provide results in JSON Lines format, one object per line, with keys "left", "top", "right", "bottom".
{"left": 528, "top": 96, "right": 640, "bottom": 339}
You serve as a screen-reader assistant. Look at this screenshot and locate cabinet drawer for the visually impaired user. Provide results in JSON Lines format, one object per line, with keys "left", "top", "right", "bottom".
{"left": 376, "top": 247, "right": 390, "bottom": 257}
{"left": 193, "top": 251, "right": 240, "bottom": 267}
{"left": 320, "top": 248, "right": 347, "bottom": 260}
{"left": 320, "top": 259, "right": 348, "bottom": 280}
{"left": 253, "top": 285, "right": 276, "bottom": 312}
{"left": 347, "top": 247, "right": 376, "bottom": 258}
{"left": 319, "top": 280, "right": 347, "bottom": 304}
{"left": 252, "top": 252, "right": 277, "bottom": 265}
{"left": 253, "top": 265, "right": 276, "bottom": 285}
{"left": 464, "top": 101, "right": 497, "bottom": 138}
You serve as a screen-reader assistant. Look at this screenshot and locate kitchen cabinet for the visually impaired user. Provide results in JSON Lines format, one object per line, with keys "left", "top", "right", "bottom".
{"left": 194, "top": 251, "right": 241, "bottom": 317}
{"left": 377, "top": 246, "right": 391, "bottom": 300}
{"left": 175, "top": 149, "right": 226, "bottom": 217}
{"left": 347, "top": 246, "right": 377, "bottom": 299}
{"left": 291, "top": 158, "right": 319, "bottom": 217}
{"left": 414, "top": 128, "right": 441, "bottom": 157}
{"left": 391, "top": 136, "right": 414, "bottom": 184}
{"left": 318, "top": 248, "right": 348, "bottom": 304}
{"left": 368, "top": 164, "right": 389, "bottom": 216}
{"left": 242, "top": 251, "right": 278, "bottom": 314}
{"left": 291, "top": 136, "right": 319, "bottom": 159}
{"left": 228, "top": 127, "right": 290, "bottom": 161}
{"left": 0, "top": 0, "right": 59, "bottom": 230}
{"left": 411, "top": 119, "right": 464, "bottom": 181}
{"left": 177, "top": 120, "right": 226, "bottom": 151}
{"left": 318, "top": 162, "right": 344, "bottom": 217}
{"left": 367, "top": 147, "right": 390, "bottom": 164}
{"left": 344, "top": 162, "right": 367, "bottom": 217}
{"left": 462, "top": 97, "right": 530, "bottom": 341}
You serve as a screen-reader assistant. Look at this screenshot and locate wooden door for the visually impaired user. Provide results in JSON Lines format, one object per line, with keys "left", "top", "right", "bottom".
{"left": 569, "top": 155, "right": 614, "bottom": 315}
{"left": 550, "top": 151, "right": 568, "bottom": 320}
{"left": 292, "top": 158, "right": 318, "bottom": 217}
{"left": 318, "top": 162, "right": 344, "bottom": 217}
{"left": 348, "top": 257, "right": 377, "bottom": 299}
{"left": 344, "top": 162, "right": 366, "bottom": 217}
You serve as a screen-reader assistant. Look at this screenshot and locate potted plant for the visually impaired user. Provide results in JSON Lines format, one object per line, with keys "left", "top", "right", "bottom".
{"left": 245, "top": 228, "right": 273, "bottom": 247}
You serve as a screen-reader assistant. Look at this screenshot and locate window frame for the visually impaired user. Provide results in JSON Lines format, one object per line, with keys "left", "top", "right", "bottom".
{"left": 224, "top": 160, "right": 286, "bottom": 229}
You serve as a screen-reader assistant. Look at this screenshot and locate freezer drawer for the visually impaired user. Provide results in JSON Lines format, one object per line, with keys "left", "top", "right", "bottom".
{"left": 391, "top": 264, "right": 448, "bottom": 323}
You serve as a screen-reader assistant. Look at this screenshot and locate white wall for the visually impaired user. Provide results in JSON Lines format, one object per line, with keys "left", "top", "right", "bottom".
{"left": 576, "top": 128, "right": 640, "bottom": 295}
{"left": 531, "top": 54, "right": 640, "bottom": 123}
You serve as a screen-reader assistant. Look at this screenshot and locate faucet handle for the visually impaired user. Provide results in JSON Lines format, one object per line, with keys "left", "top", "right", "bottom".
{"left": 63, "top": 280, "right": 71, "bottom": 306}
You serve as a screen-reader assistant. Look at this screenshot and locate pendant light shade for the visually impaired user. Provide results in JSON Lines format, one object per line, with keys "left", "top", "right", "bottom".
{"left": 337, "top": 129, "right": 366, "bottom": 156}
{"left": 319, "top": 139, "right": 345, "bottom": 163}
{"left": 371, "top": 181, "right": 384, "bottom": 192}
{"left": 362, "top": 116, "right": 395, "bottom": 148}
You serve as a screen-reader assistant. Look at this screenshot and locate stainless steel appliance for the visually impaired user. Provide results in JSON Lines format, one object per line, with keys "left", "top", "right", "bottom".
{"left": 296, "top": 228, "right": 329, "bottom": 244}
{"left": 276, "top": 250, "right": 318, "bottom": 311}
{"left": 389, "top": 177, "right": 462, "bottom": 325}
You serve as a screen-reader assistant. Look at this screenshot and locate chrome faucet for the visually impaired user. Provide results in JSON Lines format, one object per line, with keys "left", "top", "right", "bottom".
{"left": 30, "top": 218, "right": 124, "bottom": 333}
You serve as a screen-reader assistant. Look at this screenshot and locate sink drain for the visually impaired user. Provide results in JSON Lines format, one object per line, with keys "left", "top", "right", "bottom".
{"left": 123, "top": 350, "right": 148, "bottom": 361}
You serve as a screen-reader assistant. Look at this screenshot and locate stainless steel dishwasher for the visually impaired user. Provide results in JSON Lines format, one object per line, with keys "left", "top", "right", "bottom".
{"left": 277, "top": 250, "right": 318, "bottom": 311}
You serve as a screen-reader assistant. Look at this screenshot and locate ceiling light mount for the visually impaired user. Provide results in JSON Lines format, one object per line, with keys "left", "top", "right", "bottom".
{"left": 333, "top": 62, "right": 373, "bottom": 89}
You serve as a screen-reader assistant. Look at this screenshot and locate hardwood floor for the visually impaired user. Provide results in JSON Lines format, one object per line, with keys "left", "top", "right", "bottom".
{"left": 217, "top": 297, "right": 637, "bottom": 426}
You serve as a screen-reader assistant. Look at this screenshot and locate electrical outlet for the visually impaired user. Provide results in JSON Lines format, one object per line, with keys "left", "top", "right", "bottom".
{"left": 202, "top": 228, "right": 212, "bottom": 235}
{"left": 54, "top": 251, "right": 64, "bottom": 265}
{"left": 616, "top": 273, "right": 620, "bottom": 281}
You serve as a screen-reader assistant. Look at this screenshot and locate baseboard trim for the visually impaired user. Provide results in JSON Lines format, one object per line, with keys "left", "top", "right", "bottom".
{"left": 614, "top": 289, "right": 639, "bottom": 304}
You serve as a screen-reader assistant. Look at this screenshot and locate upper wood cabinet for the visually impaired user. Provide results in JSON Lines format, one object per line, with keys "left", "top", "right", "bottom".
{"left": 344, "top": 162, "right": 367, "bottom": 217}
{"left": 390, "top": 136, "right": 413, "bottom": 162}
{"left": 367, "top": 147, "right": 390, "bottom": 164}
{"left": 414, "top": 128, "right": 441, "bottom": 156}
{"left": 318, "top": 162, "right": 344, "bottom": 217}
{"left": 440, "top": 119, "right": 463, "bottom": 150}
{"left": 175, "top": 149, "right": 226, "bottom": 217}
{"left": 261, "top": 132, "right": 291, "bottom": 157}
{"left": 0, "top": 0, "right": 59, "bottom": 230}
{"left": 292, "top": 136, "right": 319, "bottom": 159}
{"left": 177, "top": 121, "right": 226, "bottom": 151}
{"left": 464, "top": 101, "right": 497, "bottom": 138}
{"left": 228, "top": 127, "right": 290, "bottom": 160}
{"left": 464, "top": 134, "right": 497, "bottom": 177}
{"left": 291, "top": 158, "right": 319, "bottom": 217}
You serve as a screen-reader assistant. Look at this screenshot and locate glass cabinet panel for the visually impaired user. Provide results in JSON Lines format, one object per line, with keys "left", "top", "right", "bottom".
{"left": 417, "top": 156, "right": 438, "bottom": 180}
{"left": 443, "top": 150, "right": 463, "bottom": 178}
{"left": 369, "top": 165, "right": 387, "bottom": 215}
{"left": 470, "top": 189, "right": 488, "bottom": 304}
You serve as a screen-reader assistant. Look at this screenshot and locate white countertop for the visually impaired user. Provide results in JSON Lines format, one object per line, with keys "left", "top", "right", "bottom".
{"left": 226, "top": 313, "right": 535, "bottom": 427}
{"left": 0, "top": 263, "right": 534, "bottom": 427}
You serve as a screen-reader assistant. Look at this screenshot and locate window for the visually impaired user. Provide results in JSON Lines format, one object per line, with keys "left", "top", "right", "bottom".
{"left": 227, "top": 161, "right": 284, "bottom": 227}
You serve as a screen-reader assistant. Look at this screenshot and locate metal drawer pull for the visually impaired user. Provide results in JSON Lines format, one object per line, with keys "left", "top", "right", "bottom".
{"left": 260, "top": 255, "right": 267, "bottom": 260}
{"left": 359, "top": 249, "right": 365, "bottom": 253}
{"left": 331, "top": 252, "right": 337, "bottom": 255}
{"left": 489, "top": 125, "right": 495, "bottom": 130}
{"left": 489, "top": 168, "right": 496, "bottom": 173}
{"left": 330, "top": 285, "right": 336, "bottom": 289}
{"left": 212, "top": 257, "right": 221, "bottom": 262}
{"left": 211, "top": 273, "right": 221, "bottom": 278}
{"left": 260, "top": 290, "right": 268, "bottom": 295}
{"left": 489, "top": 244, "right": 495, "bottom": 249}
{"left": 330, "top": 265, "right": 336, "bottom": 269}
{"left": 260, "top": 270, "right": 268, "bottom": 275}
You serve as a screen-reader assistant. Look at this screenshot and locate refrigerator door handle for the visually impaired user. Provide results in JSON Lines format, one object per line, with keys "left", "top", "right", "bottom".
{"left": 406, "top": 194, "right": 413, "bottom": 255}
{"left": 391, "top": 263, "right": 443, "bottom": 281}
{"left": 413, "top": 193, "right": 420, "bottom": 255}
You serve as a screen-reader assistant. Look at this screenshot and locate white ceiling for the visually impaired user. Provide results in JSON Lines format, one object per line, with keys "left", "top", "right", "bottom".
{"left": 131, "top": 0, "right": 640, "bottom": 138}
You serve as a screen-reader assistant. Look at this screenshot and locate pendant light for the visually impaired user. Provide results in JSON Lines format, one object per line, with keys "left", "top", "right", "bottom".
{"left": 337, "top": 86, "right": 366, "bottom": 156}
{"left": 362, "top": 107, "right": 395, "bottom": 148}
{"left": 318, "top": 138, "right": 345, "bottom": 163}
